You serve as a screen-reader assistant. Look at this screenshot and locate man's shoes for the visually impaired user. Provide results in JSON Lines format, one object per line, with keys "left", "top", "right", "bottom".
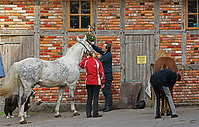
{"left": 99, "top": 107, "right": 106, "bottom": 111}
{"left": 155, "top": 115, "right": 161, "bottom": 119}
{"left": 87, "top": 115, "right": 92, "bottom": 118}
{"left": 171, "top": 114, "right": 178, "bottom": 118}
{"left": 93, "top": 114, "right": 103, "bottom": 118}
{"left": 103, "top": 107, "right": 111, "bottom": 112}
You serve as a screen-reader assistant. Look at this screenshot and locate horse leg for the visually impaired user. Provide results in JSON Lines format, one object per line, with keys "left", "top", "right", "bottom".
{"left": 18, "top": 85, "right": 32, "bottom": 124}
{"left": 152, "top": 89, "right": 155, "bottom": 107}
{"left": 24, "top": 96, "right": 30, "bottom": 117}
{"left": 69, "top": 83, "right": 80, "bottom": 116}
{"left": 165, "top": 100, "right": 170, "bottom": 116}
{"left": 55, "top": 86, "right": 65, "bottom": 117}
{"left": 161, "top": 92, "right": 165, "bottom": 115}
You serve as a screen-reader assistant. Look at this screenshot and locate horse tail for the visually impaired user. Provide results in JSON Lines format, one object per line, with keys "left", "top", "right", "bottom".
{"left": 160, "top": 64, "right": 169, "bottom": 70}
{"left": 0, "top": 62, "right": 19, "bottom": 98}
{"left": 157, "top": 50, "right": 171, "bottom": 59}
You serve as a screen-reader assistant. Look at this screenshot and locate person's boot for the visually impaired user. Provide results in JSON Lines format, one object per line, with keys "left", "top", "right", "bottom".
{"left": 103, "top": 107, "right": 111, "bottom": 112}
{"left": 99, "top": 106, "right": 106, "bottom": 111}
{"left": 171, "top": 114, "right": 178, "bottom": 118}
{"left": 155, "top": 115, "right": 161, "bottom": 119}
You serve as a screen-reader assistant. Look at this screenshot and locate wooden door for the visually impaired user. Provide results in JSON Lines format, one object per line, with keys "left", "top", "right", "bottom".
{"left": 125, "top": 34, "right": 155, "bottom": 100}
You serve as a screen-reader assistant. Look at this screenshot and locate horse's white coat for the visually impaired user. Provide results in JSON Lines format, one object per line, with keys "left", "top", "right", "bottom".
{"left": 1, "top": 36, "right": 92, "bottom": 124}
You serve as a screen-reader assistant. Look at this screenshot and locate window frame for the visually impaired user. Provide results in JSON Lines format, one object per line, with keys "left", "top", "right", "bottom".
{"left": 67, "top": 0, "right": 93, "bottom": 32}
{"left": 186, "top": 0, "right": 199, "bottom": 29}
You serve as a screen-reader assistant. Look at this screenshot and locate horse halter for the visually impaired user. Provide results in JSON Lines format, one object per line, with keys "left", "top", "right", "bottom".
{"left": 78, "top": 41, "right": 91, "bottom": 54}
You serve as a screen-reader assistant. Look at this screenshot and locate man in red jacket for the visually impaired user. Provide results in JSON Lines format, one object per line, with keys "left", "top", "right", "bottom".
{"left": 79, "top": 50, "right": 105, "bottom": 118}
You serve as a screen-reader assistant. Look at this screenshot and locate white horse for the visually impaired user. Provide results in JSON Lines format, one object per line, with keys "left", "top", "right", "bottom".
{"left": 0, "top": 35, "right": 92, "bottom": 124}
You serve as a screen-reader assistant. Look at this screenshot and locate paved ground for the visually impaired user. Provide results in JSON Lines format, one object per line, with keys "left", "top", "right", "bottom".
{"left": 0, "top": 106, "right": 198, "bottom": 127}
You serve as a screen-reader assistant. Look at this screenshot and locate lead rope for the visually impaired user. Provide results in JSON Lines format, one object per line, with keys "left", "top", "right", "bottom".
{"left": 78, "top": 41, "right": 90, "bottom": 54}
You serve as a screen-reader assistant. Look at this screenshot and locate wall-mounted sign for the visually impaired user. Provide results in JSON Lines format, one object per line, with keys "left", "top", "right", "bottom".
{"left": 137, "top": 55, "right": 146, "bottom": 64}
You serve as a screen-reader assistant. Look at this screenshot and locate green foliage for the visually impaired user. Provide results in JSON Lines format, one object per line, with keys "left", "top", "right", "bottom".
{"left": 84, "top": 33, "right": 96, "bottom": 42}
{"left": 0, "top": 112, "right": 5, "bottom": 115}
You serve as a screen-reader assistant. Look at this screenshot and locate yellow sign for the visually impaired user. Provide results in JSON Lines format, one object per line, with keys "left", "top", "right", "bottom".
{"left": 137, "top": 55, "right": 147, "bottom": 64}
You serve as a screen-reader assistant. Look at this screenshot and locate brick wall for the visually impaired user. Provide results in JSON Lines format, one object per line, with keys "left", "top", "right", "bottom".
{"left": 173, "top": 70, "right": 199, "bottom": 103}
{"left": 159, "top": 35, "right": 182, "bottom": 64}
{"left": 159, "top": 0, "right": 182, "bottom": 30}
{"left": 39, "top": 35, "right": 63, "bottom": 61}
{"left": 40, "top": 0, "right": 63, "bottom": 30}
{"left": 97, "top": 0, "right": 120, "bottom": 30}
{"left": 0, "top": 0, "right": 35, "bottom": 30}
{"left": 186, "top": 34, "right": 199, "bottom": 64}
{"left": 125, "top": 0, "right": 154, "bottom": 30}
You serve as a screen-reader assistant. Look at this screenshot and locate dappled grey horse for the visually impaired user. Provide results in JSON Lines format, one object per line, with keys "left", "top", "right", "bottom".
{"left": 0, "top": 36, "right": 92, "bottom": 124}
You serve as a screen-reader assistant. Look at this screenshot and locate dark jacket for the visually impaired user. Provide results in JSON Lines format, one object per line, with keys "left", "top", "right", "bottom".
{"left": 0, "top": 51, "right": 5, "bottom": 78}
{"left": 150, "top": 69, "right": 176, "bottom": 90}
{"left": 92, "top": 44, "right": 113, "bottom": 80}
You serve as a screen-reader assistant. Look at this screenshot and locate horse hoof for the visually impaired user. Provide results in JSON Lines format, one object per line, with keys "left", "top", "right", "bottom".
{"left": 20, "top": 119, "right": 27, "bottom": 124}
{"left": 10, "top": 115, "right": 15, "bottom": 118}
{"left": 55, "top": 114, "right": 62, "bottom": 118}
{"left": 73, "top": 112, "right": 80, "bottom": 116}
{"left": 25, "top": 115, "right": 31, "bottom": 118}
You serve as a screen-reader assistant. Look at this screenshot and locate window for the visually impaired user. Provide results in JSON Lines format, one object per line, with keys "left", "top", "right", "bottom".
{"left": 67, "top": 0, "right": 92, "bottom": 31}
{"left": 186, "top": 0, "right": 199, "bottom": 29}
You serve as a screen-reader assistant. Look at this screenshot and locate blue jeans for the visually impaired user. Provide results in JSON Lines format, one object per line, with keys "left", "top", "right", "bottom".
{"left": 102, "top": 79, "right": 112, "bottom": 109}
{"left": 86, "top": 85, "right": 100, "bottom": 116}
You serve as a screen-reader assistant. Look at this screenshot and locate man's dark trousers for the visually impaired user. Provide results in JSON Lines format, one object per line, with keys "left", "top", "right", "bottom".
{"left": 102, "top": 79, "right": 112, "bottom": 109}
{"left": 86, "top": 85, "right": 100, "bottom": 116}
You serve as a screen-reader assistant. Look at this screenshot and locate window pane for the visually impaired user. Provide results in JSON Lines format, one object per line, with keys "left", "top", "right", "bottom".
{"left": 70, "top": 16, "right": 79, "bottom": 29}
{"left": 70, "top": 1, "right": 79, "bottom": 14}
{"left": 81, "top": 16, "right": 90, "bottom": 28}
{"left": 81, "top": 1, "right": 90, "bottom": 14}
{"left": 188, "top": 1, "right": 197, "bottom": 13}
{"left": 188, "top": 15, "right": 197, "bottom": 27}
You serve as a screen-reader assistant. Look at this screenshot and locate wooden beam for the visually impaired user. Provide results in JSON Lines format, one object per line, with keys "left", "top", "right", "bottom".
{"left": 93, "top": 0, "right": 97, "bottom": 44}
{"left": 177, "top": 64, "right": 199, "bottom": 71}
{"left": 97, "top": 30, "right": 119, "bottom": 35}
{"left": 125, "top": 30, "right": 154, "bottom": 35}
{"left": 34, "top": 0, "right": 40, "bottom": 58}
{"left": 0, "top": 30, "right": 34, "bottom": 36}
{"left": 63, "top": 0, "right": 68, "bottom": 55}
{"left": 181, "top": 0, "right": 187, "bottom": 66}
{"left": 154, "top": 0, "right": 160, "bottom": 57}
{"left": 160, "top": 30, "right": 183, "bottom": 35}
{"left": 40, "top": 30, "right": 64, "bottom": 35}
{"left": 120, "top": 0, "right": 126, "bottom": 82}
{"left": 186, "top": 30, "right": 199, "bottom": 34}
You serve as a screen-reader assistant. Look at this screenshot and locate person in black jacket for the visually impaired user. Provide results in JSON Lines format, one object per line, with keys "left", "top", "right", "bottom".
{"left": 150, "top": 69, "right": 181, "bottom": 119}
{"left": 88, "top": 41, "right": 113, "bottom": 112}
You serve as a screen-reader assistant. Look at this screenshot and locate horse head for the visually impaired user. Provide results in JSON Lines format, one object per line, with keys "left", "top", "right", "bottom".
{"left": 77, "top": 35, "right": 92, "bottom": 54}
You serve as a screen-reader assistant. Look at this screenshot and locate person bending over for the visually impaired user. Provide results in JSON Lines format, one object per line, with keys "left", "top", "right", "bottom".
{"left": 150, "top": 69, "right": 181, "bottom": 119}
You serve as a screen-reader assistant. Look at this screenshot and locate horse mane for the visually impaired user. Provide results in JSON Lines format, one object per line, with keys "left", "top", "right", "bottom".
{"left": 157, "top": 50, "right": 171, "bottom": 59}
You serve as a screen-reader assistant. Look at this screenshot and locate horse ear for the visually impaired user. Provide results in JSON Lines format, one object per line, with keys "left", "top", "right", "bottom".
{"left": 83, "top": 35, "right": 87, "bottom": 41}
{"left": 76, "top": 36, "right": 80, "bottom": 41}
